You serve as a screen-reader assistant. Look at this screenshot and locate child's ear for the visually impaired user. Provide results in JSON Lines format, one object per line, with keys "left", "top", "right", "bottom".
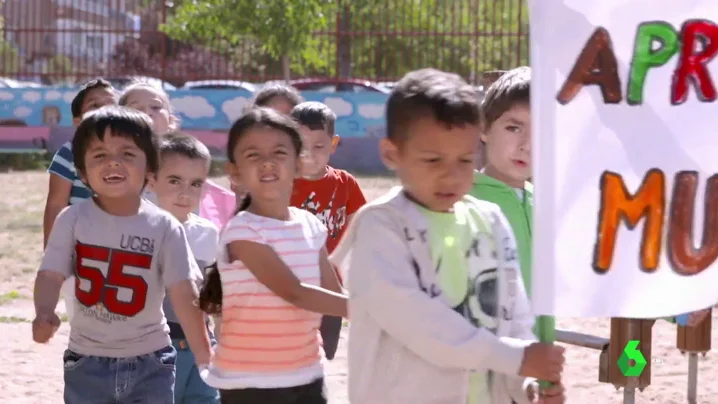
{"left": 479, "top": 122, "right": 489, "bottom": 143}
{"left": 72, "top": 117, "right": 81, "bottom": 127}
{"left": 146, "top": 174, "right": 156, "bottom": 190}
{"left": 479, "top": 131, "right": 488, "bottom": 144}
{"left": 330, "top": 135, "right": 340, "bottom": 152}
{"left": 168, "top": 115, "right": 179, "bottom": 132}
{"left": 77, "top": 171, "right": 89, "bottom": 186}
{"left": 225, "top": 162, "right": 241, "bottom": 184}
{"left": 379, "top": 138, "right": 399, "bottom": 171}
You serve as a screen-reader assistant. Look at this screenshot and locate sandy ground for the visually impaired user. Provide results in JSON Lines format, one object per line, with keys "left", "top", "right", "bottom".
{"left": 1, "top": 172, "right": 717, "bottom": 403}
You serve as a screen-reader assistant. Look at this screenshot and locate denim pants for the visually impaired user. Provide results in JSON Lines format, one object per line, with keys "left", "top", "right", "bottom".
{"left": 63, "top": 345, "right": 176, "bottom": 404}
{"left": 173, "top": 338, "right": 220, "bottom": 403}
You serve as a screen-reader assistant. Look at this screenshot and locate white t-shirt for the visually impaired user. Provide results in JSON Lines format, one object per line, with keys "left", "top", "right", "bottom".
{"left": 163, "top": 213, "right": 219, "bottom": 323}
{"left": 63, "top": 212, "right": 218, "bottom": 323}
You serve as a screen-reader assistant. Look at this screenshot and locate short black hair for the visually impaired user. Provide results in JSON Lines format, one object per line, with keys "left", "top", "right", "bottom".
{"left": 72, "top": 105, "right": 159, "bottom": 176}
{"left": 481, "top": 66, "right": 530, "bottom": 129}
{"left": 386, "top": 68, "right": 480, "bottom": 142}
{"left": 71, "top": 78, "right": 114, "bottom": 118}
{"left": 290, "top": 101, "right": 336, "bottom": 136}
{"left": 250, "top": 84, "right": 304, "bottom": 109}
{"left": 159, "top": 131, "right": 212, "bottom": 167}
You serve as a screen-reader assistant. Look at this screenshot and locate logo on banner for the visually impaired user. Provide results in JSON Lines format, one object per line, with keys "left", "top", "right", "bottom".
{"left": 617, "top": 340, "right": 647, "bottom": 376}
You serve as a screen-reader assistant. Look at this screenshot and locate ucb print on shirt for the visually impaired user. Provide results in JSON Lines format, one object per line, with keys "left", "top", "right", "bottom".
{"left": 40, "top": 199, "right": 200, "bottom": 358}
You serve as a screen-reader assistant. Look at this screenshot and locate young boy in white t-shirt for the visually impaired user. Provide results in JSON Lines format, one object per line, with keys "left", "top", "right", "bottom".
{"left": 148, "top": 132, "right": 221, "bottom": 403}
{"left": 33, "top": 105, "right": 212, "bottom": 404}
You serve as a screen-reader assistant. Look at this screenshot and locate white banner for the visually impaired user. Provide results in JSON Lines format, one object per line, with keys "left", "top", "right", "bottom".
{"left": 530, "top": 0, "right": 718, "bottom": 317}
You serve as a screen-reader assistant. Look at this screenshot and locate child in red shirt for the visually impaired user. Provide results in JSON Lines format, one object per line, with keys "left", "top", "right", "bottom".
{"left": 290, "top": 101, "right": 367, "bottom": 358}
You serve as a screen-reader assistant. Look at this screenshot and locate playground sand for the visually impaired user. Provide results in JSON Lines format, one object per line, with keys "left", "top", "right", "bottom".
{"left": 1, "top": 172, "right": 716, "bottom": 403}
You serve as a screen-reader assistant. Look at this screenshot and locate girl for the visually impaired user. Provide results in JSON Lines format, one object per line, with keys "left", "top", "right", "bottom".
{"left": 119, "top": 81, "right": 178, "bottom": 134}
{"left": 199, "top": 108, "right": 347, "bottom": 404}
{"left": 248, "top": 84, "right": 304, "bottom": 115}
{"left": 230, "top": 84, "right": 305, "bottom": 207}
{"left": 120, "top": 81, "right": 237, "bottom": 228}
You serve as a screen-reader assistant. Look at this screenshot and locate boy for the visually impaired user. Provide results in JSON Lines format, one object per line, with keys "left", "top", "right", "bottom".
{"left": 43, "top": 78, "right": 117, "bottom": 245}
{"left": 149, "top": 132, "right": 220, "bottom": 403}
{"left": 468, "top": 67, "right": 555, "bottom": 339}
{"left": 289, "top": 101, "right": 367, "bottom": 359}
{"left": 32, "top": 106, "right": 213, "bottom": 404}
{"left": 330, "top": 69, "right": 565, "bottom": 403}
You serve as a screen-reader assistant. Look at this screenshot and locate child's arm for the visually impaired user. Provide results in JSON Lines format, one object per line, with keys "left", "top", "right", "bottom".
{"left": 342, "top": 209, "right": 537, "bottom": 376}
{"left": 162, "top": 221, "right": 212, "bottom": 365}
{"left": 33, "top": 271, "right": 64, "bottom": 342}
{"left": 228, "top": 240, "right": 347, "bottom": 318}
{"left": 43, "top": 174, "right": 72, "bottom": 247}
{"left": 319, "top": 246, "right": 343, "bottom": 294}
{"left": 168, "top": 280, "right": 212, "bottom": 364}
{"left": 494, "top": 211, "right": 564, "bottom": 399}
{"left": 34, "top": 207, "right": 76, "bottom": 342}
{"left": 345, "top": 173, "right": 367, "bottom": 228}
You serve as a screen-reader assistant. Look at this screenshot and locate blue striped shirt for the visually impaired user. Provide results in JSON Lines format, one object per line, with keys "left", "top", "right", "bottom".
{"left": 47, "top": 142, "right": 92, "bottom": 205}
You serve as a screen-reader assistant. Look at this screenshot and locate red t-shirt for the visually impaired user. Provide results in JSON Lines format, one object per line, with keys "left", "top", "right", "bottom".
{"left": 291, "top": 166, "right": 367, "bottom": 254}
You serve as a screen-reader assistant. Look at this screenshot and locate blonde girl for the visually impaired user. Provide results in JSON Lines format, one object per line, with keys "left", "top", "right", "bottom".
{"left": 120, "top": 80, "right": 237, "bottom": 228}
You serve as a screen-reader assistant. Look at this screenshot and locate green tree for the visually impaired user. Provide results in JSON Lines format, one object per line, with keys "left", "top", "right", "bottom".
{"left": 161, "top": 0, "right": 334, "bottom": 81}
{"left": 44, "top": 55, "right": 75, "bottom": 85}
{"left": 335, "top": 0, "right": 528, "bottom": 83}
{"left": 0, "top": 16, "right": 21, "bottom": 76}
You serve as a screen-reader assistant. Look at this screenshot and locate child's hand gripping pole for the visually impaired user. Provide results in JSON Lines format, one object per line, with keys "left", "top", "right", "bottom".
{"left": 537, "top": 315, "right": 557, "bottom": 389}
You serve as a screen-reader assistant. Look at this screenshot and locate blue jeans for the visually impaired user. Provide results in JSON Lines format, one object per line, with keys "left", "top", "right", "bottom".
{"left": 173, "top": 338, "right": 220, "bottom": 403}
{"left": 63, "top": 345, "right": 177, "bottom": 404}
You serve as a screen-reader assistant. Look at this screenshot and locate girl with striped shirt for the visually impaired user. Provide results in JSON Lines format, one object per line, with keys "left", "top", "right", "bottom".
{"left": 199, "top": 108, "right": 348, "bottom": 404}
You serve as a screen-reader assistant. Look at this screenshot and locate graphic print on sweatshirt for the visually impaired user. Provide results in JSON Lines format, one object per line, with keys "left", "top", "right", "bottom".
{"left": 405, "top": 205, "right": 520, "bottom": 335}
{"left": 299, "top": 188, "right": 346, "bottom": 240}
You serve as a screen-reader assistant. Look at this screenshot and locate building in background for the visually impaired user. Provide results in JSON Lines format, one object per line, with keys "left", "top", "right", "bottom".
{"left": 2, "top": 0, "right": 140, "bottom": 83}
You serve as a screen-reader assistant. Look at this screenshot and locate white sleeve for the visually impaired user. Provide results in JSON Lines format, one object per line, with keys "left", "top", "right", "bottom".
{"left": 493, "top": 208, "right": 537, "bottom": 400}
{"left": 494, "top": 209, "right": 537, "bottom": 341}
{"left": 345, "top": 208, "right": 532, "bottom": 374}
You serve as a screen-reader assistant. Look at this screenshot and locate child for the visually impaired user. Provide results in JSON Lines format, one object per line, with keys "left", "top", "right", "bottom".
{"left": 468, "top": 67, "right": 556, "bottom": 341}
{"left": 120, "top": 82, "right": 236, "bottom": 228}
{"left": 44, "top": 78, "right": 117, "bottom": 246}
{"left": 198, "top": 108, "right": 347, "bottom": 403}
{"left": 329, "top": 68, "right": 565, "bottom": 404}
{"left": 249, "top": 83, "right": 304, "bottom": 115}
{"left": 43, "top": 78, "right": 117, "bottom": 321}
{"left": 32, "top": 105, "right": 213, "bottom": 403}
{"left": 119, "top": 81, "right": 178, "bottom": 135}
{"left": 149, "top": 132, "right": 221, "bottom": 403}
{"left": 290, "top": 101, "right": 366, "bottom": 360}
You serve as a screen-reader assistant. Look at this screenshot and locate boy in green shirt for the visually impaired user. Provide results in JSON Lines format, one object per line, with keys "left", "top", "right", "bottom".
{"left": 469, "top": 66, "right": 556, "bottom": 339}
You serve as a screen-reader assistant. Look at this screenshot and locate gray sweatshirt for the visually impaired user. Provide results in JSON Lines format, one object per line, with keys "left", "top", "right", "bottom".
{"left": 330, "top": 187, "right": 537, "bottom": 404}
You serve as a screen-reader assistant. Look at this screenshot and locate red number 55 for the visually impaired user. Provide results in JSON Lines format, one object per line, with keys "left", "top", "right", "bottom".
{"left": 75, "top": 243, "right": 152, "bottom": 317}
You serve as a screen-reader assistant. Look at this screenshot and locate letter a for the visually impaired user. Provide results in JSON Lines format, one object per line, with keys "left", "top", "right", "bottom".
{"left": 557, "top": 27, "right": 623, "bottom": 105}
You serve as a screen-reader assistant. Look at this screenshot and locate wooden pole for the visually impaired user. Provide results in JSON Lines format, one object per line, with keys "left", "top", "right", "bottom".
{"left": 606, "top": 318, "right": 654, "bottom": 403}
{"left": 677, "top": 309, "right": 712, "bottom": 404}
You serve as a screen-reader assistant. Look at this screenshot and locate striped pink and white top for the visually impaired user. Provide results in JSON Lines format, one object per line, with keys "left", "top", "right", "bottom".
{"left": 204, "top": 207, "right": 328, "bottom": 390}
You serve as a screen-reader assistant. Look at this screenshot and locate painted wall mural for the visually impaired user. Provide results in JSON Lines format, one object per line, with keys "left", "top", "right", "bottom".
{"left": 0, "top": 88, "right": 389, "bottom": 171}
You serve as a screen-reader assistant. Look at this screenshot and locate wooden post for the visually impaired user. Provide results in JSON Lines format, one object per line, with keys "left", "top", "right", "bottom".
{"left": 606, "top": 318, "right": 654, "bottom": 403}
{"left": 677, "top": 309, "right": 712, "bottom": 403}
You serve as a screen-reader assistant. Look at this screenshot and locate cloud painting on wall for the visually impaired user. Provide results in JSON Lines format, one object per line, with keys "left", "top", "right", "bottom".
{"left": 0, "top": 89, "right": 389, "bottom": 138}
{"left": 172, "top": 96, "right": 217, "bottom": 119}
{"left": 222, "top": 96, "right": 249, "bottom": 123}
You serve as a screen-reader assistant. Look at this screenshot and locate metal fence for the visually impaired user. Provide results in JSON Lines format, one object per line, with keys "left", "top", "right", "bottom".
{"left": 1, "top": 0, "right": 528, "bottom": 86}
